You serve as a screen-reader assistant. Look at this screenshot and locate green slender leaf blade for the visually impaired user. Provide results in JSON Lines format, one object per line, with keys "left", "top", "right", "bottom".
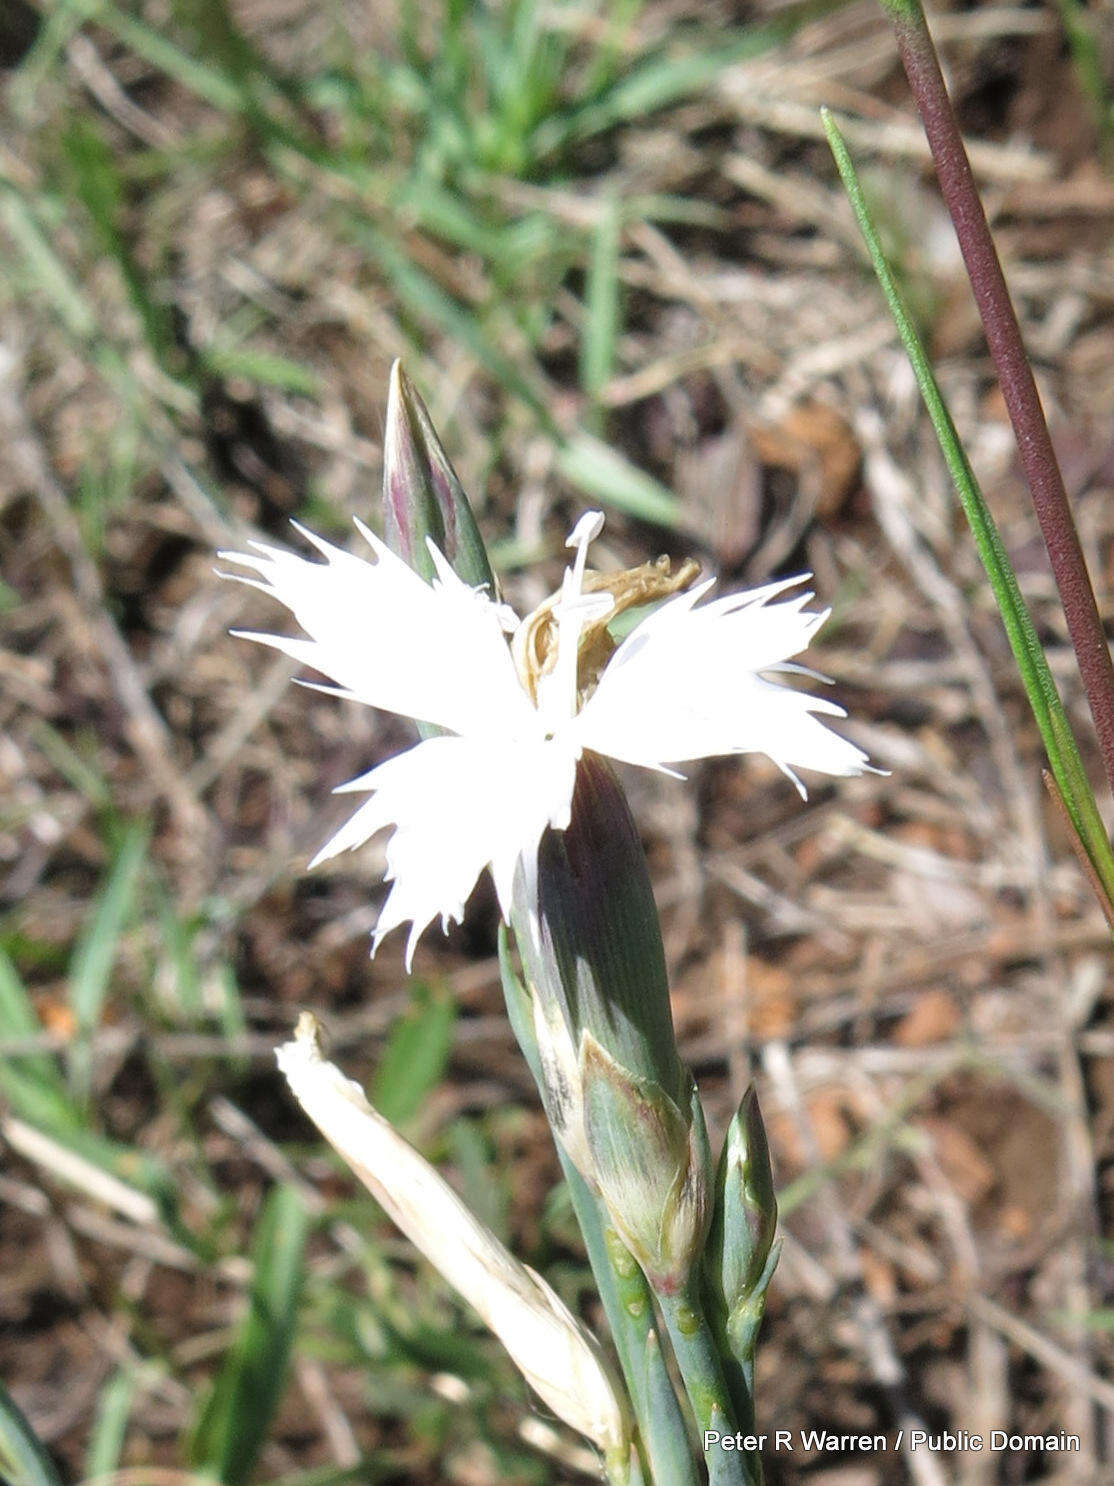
{"left": 0, "top": 949, "right": 56, "bottom": 1072}
{"left": 0, "top": 1065, "right": 82, "bottom": 1135}
{"left": 60, "top": 121, "right": 176, "bottom": 368}
{"left": 532, "top": 0, "right": 849, "bottom": 156}
{"left": 68, "top": 822, "right": 149, "bottom": 1038}
{"left": 371, "top": 982, "right": 456, "bottom": 1128}
{"left": 0, "top": 1381, "right": 64, "bottom": 1486}
{"left": 557, "top": 431, "right": 680, "bottom": 528}
{"left": 0, "top": 189, "right": 97, "bottom": 339}
{"left": 86, "top": 1369, "right": 137, "bottom": 1481}
{"left": 191, "top": 1183, "right": 308, "bottom": 1486}
{"left": 346, "top": 220, "right": 544, "bottom": 416}
{"left": 580, "top": 194, "right": 623, "bottom": 412}
{"left": 199, "top": 344, "right": 320, "bottom": 396}
{"left": 822, "top": 110, "right": 1114, "bottom": 908}
{"left": 93, "top": 4, "right": 241, "bottom": 111}
{"left": 0, "top": 949, "right": 79, "bottom": 1128}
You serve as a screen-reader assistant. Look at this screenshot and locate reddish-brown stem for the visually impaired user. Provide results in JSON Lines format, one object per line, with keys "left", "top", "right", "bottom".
{"left": 885, "top": 0, "right": 1114, "bottom": 800}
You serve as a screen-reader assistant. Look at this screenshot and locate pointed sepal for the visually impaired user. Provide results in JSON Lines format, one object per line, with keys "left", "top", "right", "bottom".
{"left": 382, "top": 359, "right": 495, "bottom": 591}
{"left": 581, "top": 1034, "right": 712, "bottom": 1295}
{"left": 705, "top": 1086, "right": 779, "bottom": 1358}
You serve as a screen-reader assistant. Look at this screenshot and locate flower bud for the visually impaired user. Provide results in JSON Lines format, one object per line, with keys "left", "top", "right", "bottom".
{"left": 511, "top": 752, "right": 714, "bottom": 1292}
{"left": 580, "top": 1034, "right": 712, "bottom": 1295}
{"left": 514, "top": 752, "right": 686, "bottom": 1110}
{"left": 277, "top": 1013, "right": 631, "bottom": 1462}
{"left": 705, "top": 1087, "right": 779, "bottom": 1358}
{"left": 382, "top": 360, "right": 494, "bottom": 591}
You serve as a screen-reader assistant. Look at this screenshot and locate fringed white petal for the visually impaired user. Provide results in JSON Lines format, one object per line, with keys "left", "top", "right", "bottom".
{"left": 575, "top": 575, "right": 870, "bottom": 782}
{"left": 221, "top": 521, "right": 536, "bottom": 742}
{"left": 310, "top": 733, "right": 580, "bottom": 968}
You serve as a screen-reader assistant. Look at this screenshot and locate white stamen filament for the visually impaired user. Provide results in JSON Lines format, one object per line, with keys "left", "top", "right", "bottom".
{"left": 542, "top": 511, "right": 611, "bottom": 727}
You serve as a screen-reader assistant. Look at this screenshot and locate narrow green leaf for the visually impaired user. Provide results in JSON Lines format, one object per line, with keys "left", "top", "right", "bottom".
{"left": 30, "top": 723, "right": 112, "bottom": 811}
{"left": 557, "top": 431, "right": 680, "bottom": 529}
{"left": 371, "top": 982, "right": 456, "bottom": 1129}
{"left": 447, "top": 1118, "right": 507, "bottom": 1241}
{"left": 346, "top": 219, "right": 545, "bottom": 416}
{"left": 92, "top": 1, "right": 242, "bottom": 111}
{"left": 85, "top": 1369, "right": 137, "bottom": 1481}
{"left": 0, "top": 948, "right": 74, "bottom": 1118}
{"left": 0, "top": 189, "right": 96, "bottom": 339}
{"left": 199, "top": 344, "right": 320, "bottom": 396}
{"left": 823, "top": 109, "right": 1114, "bottom": 909}
{"left": 68, "top": 822, "right": 149, "bottom": 1038}
{"left": 0, "top": 1381, "right": 64, "bottom": 1486}
{"left": 61, "top": 121, "right": 177, "bottom": 369}
{"left": 191, "top": 1183, "right": 308, "bottom": 1486}
{"left": 532, "top": 0, "right": 850, "bottom": 157}
{"left": 580, "top": 194, "right": 623, "bottom": 412}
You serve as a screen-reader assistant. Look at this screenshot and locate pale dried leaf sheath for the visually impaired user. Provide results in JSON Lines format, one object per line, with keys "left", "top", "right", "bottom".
{"left": 277, "top": 1014, "right": 630, "bottom": 1460}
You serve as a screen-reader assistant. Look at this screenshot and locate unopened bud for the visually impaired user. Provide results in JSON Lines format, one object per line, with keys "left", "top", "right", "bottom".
{"left": 581, "top": 1033, "right": 712, "bottom": 1294}
{"left": 706, "top": 1087, "right": 779, "bottom": 1357}
{"left": 278, "top": 1013, "right": 630, "bottom": 1460}
{"left": 382, "top": 360, "right": 494, "bottom": 591}
{"left": 514, "top": 753, "right": 687, "bottom": 1112}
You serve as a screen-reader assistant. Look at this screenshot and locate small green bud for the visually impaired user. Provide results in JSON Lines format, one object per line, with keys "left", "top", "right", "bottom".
{"left": 705, "top": 1087, "right": 779, "bottom": 1354}
{"left": 381, "top": 360, "right": 494, "bottom": 591}
{"left": 581, "top": 1034, "right": 712, "bottom": 1294}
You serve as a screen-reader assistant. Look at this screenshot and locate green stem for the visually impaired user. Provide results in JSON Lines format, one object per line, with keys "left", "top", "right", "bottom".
{"left": 498, "top": 929, "right": 699, "bottom": 1486}
{"left": 656, "top": 1286, "right": 757, "bottom": 1486}
{"left": 823, "top": 109, "right": 1114, "bottom": 919}
{"left": 877, "top": 0, "right": 1114, "bottom": 804}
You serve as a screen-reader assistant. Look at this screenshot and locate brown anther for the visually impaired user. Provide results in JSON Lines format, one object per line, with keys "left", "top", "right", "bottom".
{"left": 512, "top": 555, "right": 701, "bottom": 706}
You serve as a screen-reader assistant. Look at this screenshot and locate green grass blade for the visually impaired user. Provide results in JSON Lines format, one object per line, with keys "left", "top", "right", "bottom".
{"left": 0, "top": 949, "right": 78, "bottom": 1127}
{"left": 89, "top": 0, "right": 242, "bottom": 111}
{"left": 85, "top": 1369, "right": 138, "bottom": 1481}
{"left": 532, "top": 0, "right": 849, "bottom": 157}
{"left": 191, "top": 1183, "right": 309, "bottom": 1486}
{"left": 823, "top": 109, "right": 1114, "bottom": 909}
{"left": 371, "top": 982, "right": 456, "bottom": 1129}
{"left": 0, "top": 949, "right": 58, "bottom": 1079}
{"left": 557, "top": 431, "right": 680, "bottom": 529}
{"left": 199, "top": 343, "right": 321, "bottom": 396}
{"left": 61, "top": 121, "right": 179, "bottom": 372}
{"left": 347, "top": 219, "right": 545, "bottom": 416}
{"left": 0, "top": 1381, "right": 64, "bottom": 1486}
{"left": 579, "top": 193, "right": 623, "bottom": 419}
{"left": 0, "top": 188, "right": 97, "bottom": 339}
{"left": 68, "top": 822, "right": 149, "bottom": 1039}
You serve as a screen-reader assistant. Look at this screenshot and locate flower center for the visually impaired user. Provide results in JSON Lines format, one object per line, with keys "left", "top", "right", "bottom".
{"left": 512, "top": 517, "right": 700, "bottom": 726}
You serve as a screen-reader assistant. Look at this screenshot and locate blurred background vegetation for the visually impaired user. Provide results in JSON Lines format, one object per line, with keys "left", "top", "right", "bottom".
{"left": 2, "top": 0, "right": 1114, "bottom": 1482}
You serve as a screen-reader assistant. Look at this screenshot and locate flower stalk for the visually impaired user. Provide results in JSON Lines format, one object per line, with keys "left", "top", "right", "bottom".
{"left": 499, "top": 930, "right": 701, "bottom": 1486}
{"left": 823, "top": 109, "right": 1114, "bottom": 917}
{"left": 878, "top": 0, "right": 1114, "bottom": 802}
{"left": 657, "top": 1286, "right": 757, "bottom": 1486}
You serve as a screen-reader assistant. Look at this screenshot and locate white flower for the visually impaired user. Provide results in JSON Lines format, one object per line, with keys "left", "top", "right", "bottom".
{"left": 277, "top": 1013, "right": 631, "bottom": 1462}
{"left": 223, "top": 511, "right": 869, "bottom": 965}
